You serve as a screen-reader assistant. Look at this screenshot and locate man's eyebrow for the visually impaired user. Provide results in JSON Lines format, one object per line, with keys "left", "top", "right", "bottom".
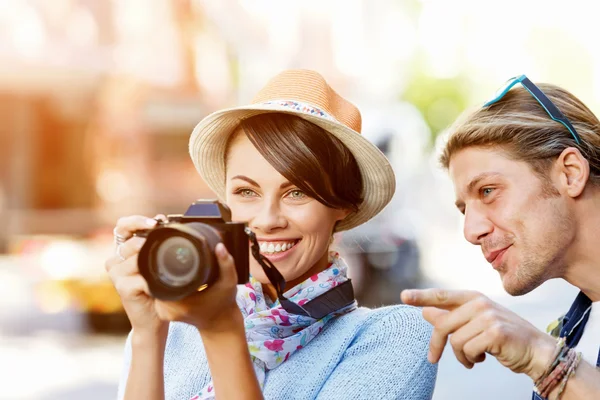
{"left": 454, "top": 172, "right": 502, "bottom": 214}
{"left": 466, "top": 172, "right": 502, "bottom": 194}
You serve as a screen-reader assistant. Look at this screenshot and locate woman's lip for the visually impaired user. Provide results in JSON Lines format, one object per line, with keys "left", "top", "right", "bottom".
{"left": 255, "top": 237, "right": 301, "bottom": 242}
{"left": 261, "top": 240, "right": 301, "bottom": 262}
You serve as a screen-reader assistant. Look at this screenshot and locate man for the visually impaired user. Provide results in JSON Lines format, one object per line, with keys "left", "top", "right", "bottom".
{"left": 401, "top": 75, "right": 600, "bottom": 399}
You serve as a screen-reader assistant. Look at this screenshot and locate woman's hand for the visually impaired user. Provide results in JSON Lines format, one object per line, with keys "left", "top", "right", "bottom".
{"left": 154, "top": 243, "right": 261, "bottom": 400}
{"left": 105, "top": 215, "right": 168, "bottom": 338}
{"left": 153, "top": 242, "right": 242, "bottom": 333}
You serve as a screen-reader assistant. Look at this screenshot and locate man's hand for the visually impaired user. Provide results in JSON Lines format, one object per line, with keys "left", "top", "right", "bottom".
{"left": 401, "top": 288, "right": 556, "bottom": 381}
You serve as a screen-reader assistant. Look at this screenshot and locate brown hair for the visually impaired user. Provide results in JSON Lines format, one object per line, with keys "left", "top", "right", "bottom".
{"left": 229, "top": 113, "right": 364, "bottom": 213}
{"left": 440, "top": 83, "right": 600, "bottom": 185}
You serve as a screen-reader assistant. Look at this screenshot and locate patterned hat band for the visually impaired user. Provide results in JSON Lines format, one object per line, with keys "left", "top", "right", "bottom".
{"left": 260, "top": 100, "right": 338, "bottom": 123}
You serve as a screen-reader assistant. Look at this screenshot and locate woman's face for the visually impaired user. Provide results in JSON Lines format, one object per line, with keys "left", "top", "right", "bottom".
{"left": 225, "top": 131, "right": 349, "bottom": 284}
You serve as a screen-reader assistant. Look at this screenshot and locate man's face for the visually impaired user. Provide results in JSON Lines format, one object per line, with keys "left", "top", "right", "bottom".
{"left": 449, "top": 147, "right": 574, "bottom": 295}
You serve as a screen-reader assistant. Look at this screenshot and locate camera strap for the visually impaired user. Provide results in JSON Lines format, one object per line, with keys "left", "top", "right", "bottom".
{"left": 245, "top": 228, "right": 355, "bottom": 320}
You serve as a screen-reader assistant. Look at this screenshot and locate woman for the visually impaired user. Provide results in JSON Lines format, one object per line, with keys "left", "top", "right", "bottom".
{"left": 108, "top": 69, "right": 437, "bottom": 400}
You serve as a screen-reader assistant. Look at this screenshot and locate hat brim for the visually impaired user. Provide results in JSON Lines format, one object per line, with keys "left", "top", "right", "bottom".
{"left": 188, "top": 103, "right": 396, "bottom": 231}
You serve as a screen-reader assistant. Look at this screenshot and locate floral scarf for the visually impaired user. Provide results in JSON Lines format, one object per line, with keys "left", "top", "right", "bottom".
{"left": 190, "top": 252, "right": 356, "bottom": 399}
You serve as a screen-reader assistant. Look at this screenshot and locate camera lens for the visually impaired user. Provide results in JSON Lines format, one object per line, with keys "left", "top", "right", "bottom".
{"left": 138, "top": 221, "right": 223, "bottom": 300}
{"left": 154, "top": 236, "right": 200, "bottom": 287}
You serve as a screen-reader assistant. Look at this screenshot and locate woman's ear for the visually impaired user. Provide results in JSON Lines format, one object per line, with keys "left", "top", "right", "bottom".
{"left": 334, "top": 208, "right": 352, "bottom": 222}
{"left": 556, "top": 147, "right": 590, "bottom": 198}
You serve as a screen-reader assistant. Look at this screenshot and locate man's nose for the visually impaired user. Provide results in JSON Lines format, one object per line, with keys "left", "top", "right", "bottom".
{"left": 463, "top": 207, "right": 493, "bottom": 245}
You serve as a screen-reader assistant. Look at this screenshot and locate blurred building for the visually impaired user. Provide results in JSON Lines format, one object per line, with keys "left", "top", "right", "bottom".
{"left": 0, "top": 0, "right": 225, "bottom": 251}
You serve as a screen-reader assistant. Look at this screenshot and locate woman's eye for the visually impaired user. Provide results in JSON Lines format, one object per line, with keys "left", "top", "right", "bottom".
{"left": 287, "top": 190, "right": 306, "bottom": 200}
{"left": 236, "top": 188, "right": 257, "bottom": 197}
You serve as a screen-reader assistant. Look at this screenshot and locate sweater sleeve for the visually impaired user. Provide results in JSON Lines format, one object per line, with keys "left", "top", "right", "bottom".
{"left": 116, "top": 331, "right": 133, "bottom": 400}
{"left": 316, "top": 305, "right": 437, "bottom": 400}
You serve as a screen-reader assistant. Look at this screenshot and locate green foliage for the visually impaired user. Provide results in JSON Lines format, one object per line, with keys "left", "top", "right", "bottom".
{"left": 402, "top": 70, "right": 471, "bottom": 145}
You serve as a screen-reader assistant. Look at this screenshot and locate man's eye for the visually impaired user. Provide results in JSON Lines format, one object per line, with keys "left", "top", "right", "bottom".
{"left": 482, "top": 188, "right": 494, "bottom": 197}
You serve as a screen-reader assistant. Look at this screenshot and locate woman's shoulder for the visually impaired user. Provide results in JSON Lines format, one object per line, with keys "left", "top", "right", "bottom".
{"left": 355, "top": 304, "right": 433, "bottom": 342}
{"left": 308, "top": 304, "right": 437, "bottom": 399}
{"left": 332, "top": 304, "right": 432, "bottom": 337}
{"left": 359, "top": 303, "right": 426, "bottom": 318}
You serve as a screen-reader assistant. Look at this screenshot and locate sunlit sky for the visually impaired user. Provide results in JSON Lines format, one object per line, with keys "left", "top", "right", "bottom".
{"left": 3, "top": 0, "right": 600, "bottom": 108}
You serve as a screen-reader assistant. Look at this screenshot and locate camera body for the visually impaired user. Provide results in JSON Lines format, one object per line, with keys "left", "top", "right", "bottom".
{"left": 137, "top": 200, "right": 249, "bottom": 301}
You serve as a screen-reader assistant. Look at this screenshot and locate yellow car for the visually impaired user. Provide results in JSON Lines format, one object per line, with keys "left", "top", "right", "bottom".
{"left": 11, "top": 234, "right": 131, "bottom": 333}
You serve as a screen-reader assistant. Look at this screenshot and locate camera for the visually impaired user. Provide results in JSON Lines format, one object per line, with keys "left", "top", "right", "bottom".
{"left": 136, "top": 200, "right": 250, "bottom": 301}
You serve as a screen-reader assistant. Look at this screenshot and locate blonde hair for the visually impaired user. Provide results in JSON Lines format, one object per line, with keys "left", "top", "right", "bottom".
{"left": 440, "top": 83, "right": 600, "bottom": 185}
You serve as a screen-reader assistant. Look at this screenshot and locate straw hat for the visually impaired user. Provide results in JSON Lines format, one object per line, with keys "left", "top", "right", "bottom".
{"left": 188, "top": 69, "right": 395, "bottom": 231}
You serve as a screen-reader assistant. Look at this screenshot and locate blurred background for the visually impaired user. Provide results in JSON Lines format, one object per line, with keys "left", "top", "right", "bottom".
{"left": 0, "top": 0, "right": 598, "bottom": 398}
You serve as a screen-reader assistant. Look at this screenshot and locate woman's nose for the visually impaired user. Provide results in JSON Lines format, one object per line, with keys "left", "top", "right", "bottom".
{"left": 250, "top": 201, "right": 287, "bottom": 233}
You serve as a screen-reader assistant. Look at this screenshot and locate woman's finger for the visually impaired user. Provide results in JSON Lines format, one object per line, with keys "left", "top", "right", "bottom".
{"left": 154, "top": 214, "right": 168, "bottom": 222}
{"left": 114, "top": 215, "right": 158, "bottom": 239}
{"left": 215, "top": 242, "right": 238, "bottom": 284}
{"left": 107, "top": 255, "right": 140, "bottom": 280}
{"left": 106, "top": 237, "right": 146, "bottom": 271}
{"left": 114, "top": 274, "right": 151, "bottom": 299}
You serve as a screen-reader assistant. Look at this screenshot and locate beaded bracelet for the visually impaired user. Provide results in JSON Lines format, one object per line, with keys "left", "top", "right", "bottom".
{"left": 538, "top": 349, "right": 576, "bottom": 398}
{"left": 533, "top": 337, "right": 582, "bottom": 400}
{"left": 555, "top": 352, "right": 582, "bottom": 399}
{"left": 534, "top": 337, "right": 566, "bottom": 390}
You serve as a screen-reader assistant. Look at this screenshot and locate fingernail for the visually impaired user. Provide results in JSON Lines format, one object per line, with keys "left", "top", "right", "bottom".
{"left": 402, "top": 290, "right": 414, "bottom": 303}
{"left": 216, "top": 243, "right": 227, "bottom": 258}
{"left": 146, "top": 218, "right": 157, "bottom": 227}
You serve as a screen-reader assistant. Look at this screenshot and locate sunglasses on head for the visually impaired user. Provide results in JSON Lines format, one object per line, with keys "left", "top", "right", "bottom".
{"left": 484, "top": 74, "right": 582, "bottom": 145}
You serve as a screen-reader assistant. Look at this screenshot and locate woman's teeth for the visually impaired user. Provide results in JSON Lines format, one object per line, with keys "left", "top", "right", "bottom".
{"left": 259, "top": 240, "right": 298, "bottom": 254}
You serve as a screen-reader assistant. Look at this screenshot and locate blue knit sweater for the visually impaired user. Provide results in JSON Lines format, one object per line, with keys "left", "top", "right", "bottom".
{"left": 117, "top": 305, "right": 437, "bottom": 400}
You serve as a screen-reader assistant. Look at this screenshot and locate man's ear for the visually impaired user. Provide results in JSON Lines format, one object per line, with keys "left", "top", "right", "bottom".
{"left": 555, "top": 147, "right": 590, "bottom": 198}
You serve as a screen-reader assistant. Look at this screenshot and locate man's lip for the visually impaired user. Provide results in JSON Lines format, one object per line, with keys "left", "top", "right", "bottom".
{"left": 485, "top": 246, "right": 511, "bottom": 264}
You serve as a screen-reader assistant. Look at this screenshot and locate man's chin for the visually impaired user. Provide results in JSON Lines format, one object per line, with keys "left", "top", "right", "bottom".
{"left": 501, "top": 272, "right": 540, "bottom": 296}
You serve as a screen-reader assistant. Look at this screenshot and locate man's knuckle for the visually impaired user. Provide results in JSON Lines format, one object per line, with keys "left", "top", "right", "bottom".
{"left": 482, "top": 308, "right": 500, "bottom": 324}
{"left": 435, "top": 290, "right": 449, "bottom": 303}
{"left": 474, "top": 295, "right": 491, "bottom": 311}
{"left": 489, "top": 323, "right": 506, "bottom": 340}
{"left": 463, "top": 343, "right": 474, "bottom": 357}
{"left": 450, "top": 334, "right": 465, "bottom": 350}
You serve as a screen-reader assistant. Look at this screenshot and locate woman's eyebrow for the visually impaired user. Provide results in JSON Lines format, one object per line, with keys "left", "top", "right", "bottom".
{"left": 232, "top": 176, "right": 296, "bottom": 190}
{"left": 231, "top": 175, "right": 260, "bottom": 187}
